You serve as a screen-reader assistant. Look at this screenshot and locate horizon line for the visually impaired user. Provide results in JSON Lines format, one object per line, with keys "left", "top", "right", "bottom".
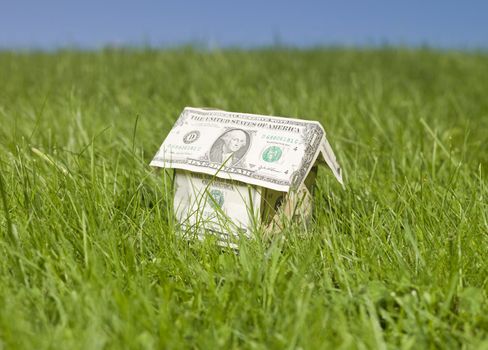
{"left": 1, "top": 41, "right": 488, "bottom": 54}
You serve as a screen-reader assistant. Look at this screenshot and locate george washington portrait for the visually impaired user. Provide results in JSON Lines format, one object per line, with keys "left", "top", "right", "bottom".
{"left": 209, "top": 129, "right": 250, "bottom": 166}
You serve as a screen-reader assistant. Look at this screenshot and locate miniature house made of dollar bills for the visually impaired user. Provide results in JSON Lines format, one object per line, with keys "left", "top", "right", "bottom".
{"left": 150, "top": 107, "right": 343, "bottom": 244}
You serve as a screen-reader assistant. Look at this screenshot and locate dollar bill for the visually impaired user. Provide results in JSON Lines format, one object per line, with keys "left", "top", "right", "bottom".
{"left": 174, "top": 170, "right": 261, "bottom": 244}
{"left": 150, "top": 107, "right": 342, "bottom": 191}
{"left": 173, "top": 169, "right": 315, "bottom": 245}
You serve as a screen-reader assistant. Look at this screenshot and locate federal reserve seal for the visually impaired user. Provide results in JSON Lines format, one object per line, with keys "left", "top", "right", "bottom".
{"left": 183, "top": 130, "right": 200, "bottom": 144}
{"left": 262, "top": 146, "right": 283, "bottom": 163}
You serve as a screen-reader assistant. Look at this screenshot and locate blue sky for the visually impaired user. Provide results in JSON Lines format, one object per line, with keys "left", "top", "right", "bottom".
{"left": 1, "top": 0, "right": 487, "bottom": 49}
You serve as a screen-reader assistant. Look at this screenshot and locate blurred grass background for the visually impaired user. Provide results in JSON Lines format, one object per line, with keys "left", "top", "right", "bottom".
{"left": 0, "top": 48, "right": 487, "bottom": 348}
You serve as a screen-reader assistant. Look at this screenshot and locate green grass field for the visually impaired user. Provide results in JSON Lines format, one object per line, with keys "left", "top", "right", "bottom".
{"left": 0, "top": 48, "right": 487, "bottom": 349}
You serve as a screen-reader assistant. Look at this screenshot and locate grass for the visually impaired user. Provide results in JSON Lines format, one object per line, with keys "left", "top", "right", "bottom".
{"left": 0, "top": 48, "right": 487, "bottom": 349}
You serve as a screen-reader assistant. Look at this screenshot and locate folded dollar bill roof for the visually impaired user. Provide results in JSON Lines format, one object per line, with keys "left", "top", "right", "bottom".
{"left": 150, "top": 107, "right": 343, "bottom": 192}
